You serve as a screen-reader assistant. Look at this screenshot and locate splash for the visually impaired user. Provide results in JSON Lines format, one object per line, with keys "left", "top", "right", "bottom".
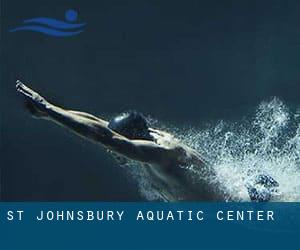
{"left": 124, "top": 98, "right": 300, "bottom": 201}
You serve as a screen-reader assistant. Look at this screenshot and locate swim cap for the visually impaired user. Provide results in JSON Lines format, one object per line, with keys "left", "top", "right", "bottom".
{"left": 108, "top": 111, "right": 153, "bottom": 141}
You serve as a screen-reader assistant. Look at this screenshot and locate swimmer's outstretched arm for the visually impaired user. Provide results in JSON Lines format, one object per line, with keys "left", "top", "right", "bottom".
{"left": 16, "top": 81, "right": 176, "bottom": 165}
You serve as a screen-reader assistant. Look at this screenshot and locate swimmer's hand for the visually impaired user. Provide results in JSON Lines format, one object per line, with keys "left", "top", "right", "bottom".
{"left": 16, "top": 80, "right": 49, "bottom": 118}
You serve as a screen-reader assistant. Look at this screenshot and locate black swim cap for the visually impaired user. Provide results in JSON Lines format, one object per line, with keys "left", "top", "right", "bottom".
{"left": 108, "top": 111, "right": 153, "bottom": 141}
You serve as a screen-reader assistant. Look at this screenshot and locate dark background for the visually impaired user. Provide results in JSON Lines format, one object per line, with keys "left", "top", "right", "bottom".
{"left": 1, "top": 0, "right": 300, "bottom": 200}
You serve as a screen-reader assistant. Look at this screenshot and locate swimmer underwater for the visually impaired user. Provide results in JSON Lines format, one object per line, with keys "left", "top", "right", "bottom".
{"left": 15, "top": 80, "right": 280, "bottom": 202}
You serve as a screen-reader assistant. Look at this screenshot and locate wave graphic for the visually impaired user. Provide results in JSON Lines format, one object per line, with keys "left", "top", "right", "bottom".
{"left": 123, "top": 98, "right": 300, "bottom": 202}
{"left": 10, "top": 25, "right": 84, "bottom": 37}
{"left": 9, "top": 9, "right": 85, "bottom": 37}
{"left": 23, "top": 18, "right": 85, "bottom": 29}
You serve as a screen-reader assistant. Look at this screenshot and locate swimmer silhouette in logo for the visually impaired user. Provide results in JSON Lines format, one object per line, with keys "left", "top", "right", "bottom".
{"left": 15, "top": 80, "right": 279, "bottom": 201}
{"left": 10, "top": 9, "right": 85, "bottom": 37}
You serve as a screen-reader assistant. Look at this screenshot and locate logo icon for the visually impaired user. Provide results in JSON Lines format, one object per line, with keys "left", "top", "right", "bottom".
{"left": 9, "top": 9, "right": 86, "bottom": 37}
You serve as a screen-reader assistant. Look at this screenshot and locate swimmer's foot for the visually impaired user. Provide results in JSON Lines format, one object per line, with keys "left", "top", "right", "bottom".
{"left": 16, "top": 80, "right": 49, "bottom": 118}
{"left": 246, "top": 174, "right": 279, "bottom": 202}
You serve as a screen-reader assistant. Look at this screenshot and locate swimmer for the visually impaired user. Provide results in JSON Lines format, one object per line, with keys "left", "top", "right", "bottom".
{"left": 15, "top": 80, "right": 278, "bottom": 201}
